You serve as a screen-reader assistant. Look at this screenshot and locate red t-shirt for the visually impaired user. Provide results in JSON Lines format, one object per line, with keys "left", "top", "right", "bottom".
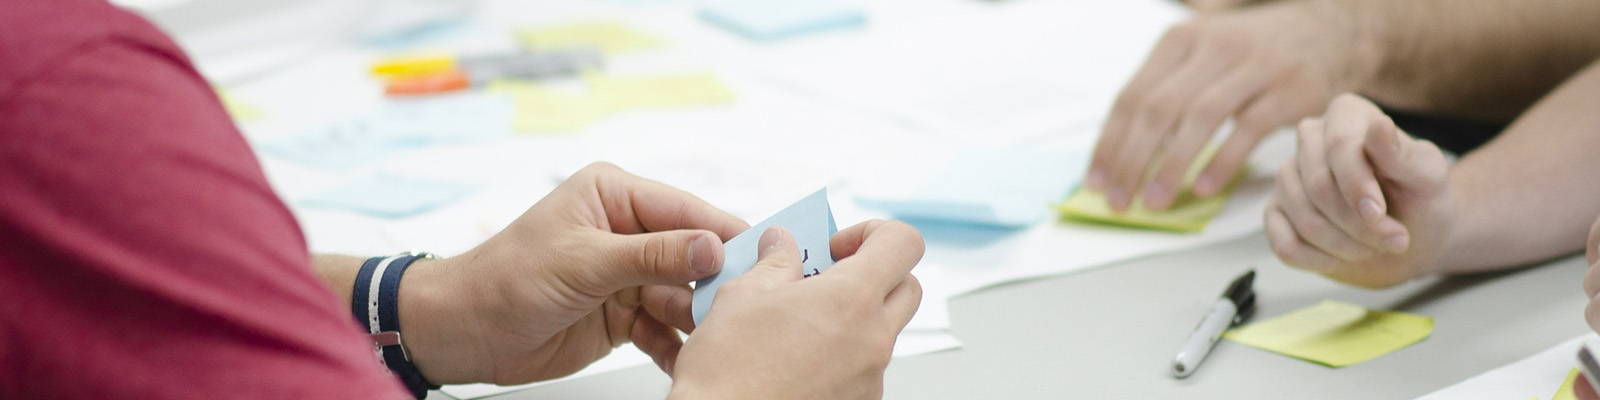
{"left": 0, "top": 1, "right": 409, "bottom": 398}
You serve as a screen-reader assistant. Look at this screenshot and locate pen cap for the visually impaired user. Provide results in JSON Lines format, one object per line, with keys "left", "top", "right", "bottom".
{"left": 1223, "top": 269, "right": 1255, "bottom": 304}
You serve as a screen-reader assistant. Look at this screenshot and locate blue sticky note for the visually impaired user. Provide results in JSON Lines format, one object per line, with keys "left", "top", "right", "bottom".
{"left": 855, "top": 146, "right": 1088, "bottom": 227}
{"left": 299, "top": 173, "right": 480, "bottom": 218}
{"left": 259, "top": 93, "right": 512, "bottom": 169}
{"left": 699, "top": 0, "right": 866, "bottom": 41}
{"left": 692, "top": 188, "right": 837, "bottom": 325}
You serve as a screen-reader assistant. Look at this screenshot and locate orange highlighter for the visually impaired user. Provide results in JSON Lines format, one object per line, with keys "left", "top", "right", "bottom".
{"left": 374, "top": 49, "right": 603, "bottom": 96}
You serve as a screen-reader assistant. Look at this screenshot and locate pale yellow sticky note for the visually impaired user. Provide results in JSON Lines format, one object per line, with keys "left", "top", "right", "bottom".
{"left": 515, "top": 22, "right": 662, "bottom": 53}
{"left": 586, "top": 73, "right": 734, "bottom": 110}
{"left": 214, "top": 88, "right": 263, "bottom": 121}
{"left": 487, "top": 81, "right": 608, "bottom": 133}
{"left": 1552, "top": 367, "right": 1582, "bottom": 400}
{"left": 1223, "top": 300, "right": 1433, "bottom": 368}
{"left": 1054, "top": 145, "right": 1240, "bottom": 233}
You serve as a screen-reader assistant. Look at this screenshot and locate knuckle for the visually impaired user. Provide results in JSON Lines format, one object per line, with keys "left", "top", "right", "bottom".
{"left": 640, "top": 235, "right": 677, "bottom": 273}
{"left": 1140, "top": 98, "right": 1182, "bottom": 124}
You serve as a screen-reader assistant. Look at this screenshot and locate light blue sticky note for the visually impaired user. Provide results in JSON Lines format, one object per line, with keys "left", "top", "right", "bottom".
{"left": 699, "top": 0, "right": 866, "bottom": 41}
{"left": 855, "top": 146, "right": 1088, "bottom": 227}
{"left": 259, "top": 93, "right": 512, "bottom": 169}
{"left": 299, "top": 173, "right": 480, "bottom": 218}
{"left": 692, "top": 188, "right": 837, "bottom": 325}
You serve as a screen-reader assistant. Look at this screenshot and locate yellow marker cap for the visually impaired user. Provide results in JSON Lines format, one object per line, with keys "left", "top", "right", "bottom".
{"left": 370, "top": 54, "right": 457, "bottom": 76}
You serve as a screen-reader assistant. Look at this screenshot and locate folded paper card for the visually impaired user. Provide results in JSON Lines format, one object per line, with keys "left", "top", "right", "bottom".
{"left": 857, "top": 147, "right": 1087, "bottom": 227}
{"left": 1224, "top": 300, "right": 1433, "bottom": 368}
{"left": 692, "top": 188, "right": 837, "bottom": 325}
{"left": 300, "top": 173, "right": 480, "bottom": 218}
{"left": 1054, "top": 145, "right": 1240, "bottom": 233}
{"left": 700, "top": 0, "right": 866, "bottom": 41}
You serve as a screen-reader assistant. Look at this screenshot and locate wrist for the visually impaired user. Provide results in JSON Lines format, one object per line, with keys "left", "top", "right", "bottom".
{"left": 398, "top": 255, "right": 489, "bottom": 384}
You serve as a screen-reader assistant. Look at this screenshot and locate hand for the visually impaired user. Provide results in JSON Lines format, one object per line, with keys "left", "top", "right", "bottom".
{"left": 1264, "top": 94, "right": 1454, "bottom": 289}
{"left": 1087, "top": 0, "right": 1382, "bottom": 211}
{"left": 670, "top": 221, "right": 924, "bottom": 399}
{"left": 1582, "top": 213, "right": 1600, "bottom": 335}
{"left": 396, "top": 162, "right": 750, "bottom": 385}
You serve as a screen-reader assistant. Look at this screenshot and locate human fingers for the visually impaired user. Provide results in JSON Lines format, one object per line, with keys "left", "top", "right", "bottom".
{"left": 580, "top": 162, "right": 750, "bottom": 240}
{"left": 1192, "top": 73, "right": 1320, "bottom": 198}
{"left": 825, "top": 220, "right": 925, "bottom": 296}
{"left": 631, "top": 313, "right": 684, "bottom": 375}
{"left": 1362, "top": 108, "right": 1451, "bottom": 196}
{"left": 1144, "top": 54, "right": 1279, "bottom": 210}
{"left": 1294, "top": 113, "right": 1394, "bottom": 258}
{"left": 642, "top": 284, "right": 697, "bottom": 334}
{"left": 1321, "top": 95, "right": 1410, "bottom": 252}
{"left": 1104, "top": 36, "right": 1246, "bottom": 211}
{"left": 1090, "top": 22, "right": 1202, "bottom": 191}
{"left": 1586, "top": 212, "right": 1600, "bottom": 266}
{"left": 882, "top": 274, "right": 923, "bottom": 331}
{"left": 1264, "top": 194, "right": 1342, "bottom": 272}
{"left": 734, "top": 226, "right": 804, "bottom": 288}
{"left": 581, "top": 229, "right": 724, "bottom": 294}
{"left": 1273, "top": 157, "right": 1376, "bottom": 264}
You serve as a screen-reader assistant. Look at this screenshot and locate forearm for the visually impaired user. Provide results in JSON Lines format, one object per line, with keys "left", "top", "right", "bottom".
{"left": 1436, "top": 61, "right": 1600, "bottom": 272}
{"left": 310, "top": 253, "right": 486, "bottom": 385}
{"left": 1352, "top": 0, "right": 1600, "bottom": 122}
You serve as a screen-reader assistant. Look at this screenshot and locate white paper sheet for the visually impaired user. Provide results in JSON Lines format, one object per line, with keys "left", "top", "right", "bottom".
{"left": 1420, "top": 333, "right": 1600, "bottom": 400}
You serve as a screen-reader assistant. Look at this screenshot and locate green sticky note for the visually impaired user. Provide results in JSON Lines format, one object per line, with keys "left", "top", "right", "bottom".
{"left": 1552, "top": 367, "right": 1581, "bottom": 400}
{"left": 1223, "top": 300, "right": 1433, "bottom": 368}
{"left": 515, "top": 22, "right": 663, "bottom": 54}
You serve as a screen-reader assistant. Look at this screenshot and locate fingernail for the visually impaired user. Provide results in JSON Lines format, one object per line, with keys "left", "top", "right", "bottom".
{"left": 758, "top": 226, "right": 787, "bottom": 254}
{"left": 1384, "top": 234, "right": 1409, "bottom": 252}
{"left": 688, "top": 234, "right": 718, "bottom": 275}
{"left": 1107, "top": 187, "right": 1128, "bottom": 210}
{"left": 1086, "top": 170, "right": 1106, "bottom": 190}
{"left": 1143, "top": 183, "right": 1171, "bottom": 210}
{"left": 1358, "top": 197, "right": 1384, "bottom": 224}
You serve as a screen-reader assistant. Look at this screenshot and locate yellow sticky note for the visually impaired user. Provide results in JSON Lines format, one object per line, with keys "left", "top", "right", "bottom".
{"left": 515, "top": 22, "right": 662, "bottom": 53}
{"left": 1054, "top": 145, "right": 1241, "bottom": 233}
{"left": 586, "top": 73, "right": 734, "bottom": 110}
{"left": 1552, "top": 367, "right": 1581, "bottom": 400}
{"left": 1223, "top": 300, "right": 1433, "bottom": 368}
{"left": 488, "top": 81, "right": 608, "bottom": 133}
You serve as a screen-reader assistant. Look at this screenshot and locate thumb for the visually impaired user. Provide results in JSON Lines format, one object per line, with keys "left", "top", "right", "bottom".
{"left": 1364, "top": 116, "right": 1447, "bottom": 191}
{"left": 595, "top": 229, "right": 724, "bottom": 291}
{"left": 739, "top": 226, "right": 804, "bottom": 285}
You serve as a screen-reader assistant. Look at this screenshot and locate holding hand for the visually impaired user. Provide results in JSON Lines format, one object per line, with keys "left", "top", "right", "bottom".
{"left": 1264, "top": 94, "right": 1454, "bottom": 288}
{"left": 1088, "top": 0, "right": 1381, "bottom": 211}
{"left": 395, "top": 162, "right": 749, "bottom": 385}
{"left": 672, "top": 221, "right": 924, "bottom": 399}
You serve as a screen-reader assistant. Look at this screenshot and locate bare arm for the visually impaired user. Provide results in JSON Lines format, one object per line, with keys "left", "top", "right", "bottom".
{"left": 1438, "top": 60, "right": 1600, "bottom": 271}
{"left": 1359, "top": 0, "right": 1600, "bottom": 122}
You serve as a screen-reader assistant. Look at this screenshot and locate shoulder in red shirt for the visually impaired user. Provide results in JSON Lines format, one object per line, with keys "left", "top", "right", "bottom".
{"left": 0, "top": 1, "right": 408, "bottom": 398}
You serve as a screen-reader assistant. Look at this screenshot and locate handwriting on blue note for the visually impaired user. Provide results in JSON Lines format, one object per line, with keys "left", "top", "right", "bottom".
{"left": 299, "top": 173, "right": 480, "bottom": 218}
{"left": 855, "top": 146, "right": 1088, "bottom": 227}
{"left": 699, "top": 0, "right": 866, "bottom": 41}
{"left": 692, "top": 188, "right": 838, "bottom": 325}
